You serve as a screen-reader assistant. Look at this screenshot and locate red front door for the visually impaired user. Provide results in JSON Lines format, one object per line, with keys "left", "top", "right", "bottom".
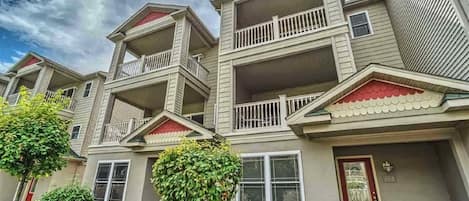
{"left": 337, "top": 157, "right": 379, "bottom": 201}
{"left": 25, "top": 179, "right": 38, "bottom": 201}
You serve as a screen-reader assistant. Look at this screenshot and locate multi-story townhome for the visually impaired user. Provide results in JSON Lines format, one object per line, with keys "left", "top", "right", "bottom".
{"left": 0, "top": 52, "right": 107, "bottom": 201}
{"left": 79, "top": 1, "right": 469, "bottom": 201}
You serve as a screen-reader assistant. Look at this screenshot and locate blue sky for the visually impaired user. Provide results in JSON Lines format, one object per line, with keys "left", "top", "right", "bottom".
{"left": 0, "top": 0, "right": 220, "bottom": 74}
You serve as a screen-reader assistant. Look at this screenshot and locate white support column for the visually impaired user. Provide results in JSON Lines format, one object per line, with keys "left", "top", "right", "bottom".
{"left": 322, "top": 0, "right": 345, "bottom": 25}
{"left": 450, "top": 132, "right": 469, "bottom": 198}
{"left": 272, "top": 16, "right": 280, "bottom": 39}
{"left": 164, "top": 73, "right": 185, "bottom": 114}
{"left": 331, "top": 34, "right": 357, "bottom": 82}
{"left": 32, "top": 67, "right": 54, "bottom": 96}
{"left": 170, "top": 16, "right": 191, "bottom": 66}
{"left": 126, "top": 118, "right": 136, "bottom": 135}
{"left": 139, "top": 55, "right": 146, "bottom": 73}
{"left": 107, "top": 40, "right": 127, "bottom": 81}
{"left": 3, "top": 76, "right": 18, "bottom": 97}
{"left": 91, "top": 90, "right": 116, "bottom": 145}
{"left": 279, "top": 94, "right": 288, "bottom": 128}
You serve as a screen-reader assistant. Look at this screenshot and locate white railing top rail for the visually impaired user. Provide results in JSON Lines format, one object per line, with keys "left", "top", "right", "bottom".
{"left": 280, "top": 6, "right": 325, "bottom": 20}
{"left": 235, "top": 20, "right": 275, "bottom": 33}
{"left": 286, "top": 92, "right": 324, "bottom": 101}
{"left": 186, "top": 57, "right": 209, "bottom": 82}
{"left": 117, "top": 50, "right": 172, "bottom": 79}
{"left": 234, "top": 98, "right": 281, "bottom": 108}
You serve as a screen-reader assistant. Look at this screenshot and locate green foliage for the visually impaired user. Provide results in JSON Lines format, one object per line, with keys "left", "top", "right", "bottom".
{"left": 152, "top": 139, "right": 242, "bottom": 201}
{"left": 0, "top": 86, "right": 70, "bottom": 180}
{"left": 39, "top": 184, "right": 94, "bottom": 201}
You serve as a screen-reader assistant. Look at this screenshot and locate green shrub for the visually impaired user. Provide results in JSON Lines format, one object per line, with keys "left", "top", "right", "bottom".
{"left": 152, "top": 139, "right": 242, "bottom": 201}
{"left": 39, "top": 184, "right": 94, "bottom": 201}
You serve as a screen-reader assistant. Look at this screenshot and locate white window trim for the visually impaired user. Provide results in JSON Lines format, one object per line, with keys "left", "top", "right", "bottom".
{"left": 83, "top": 81, "right": 93, "bottom": 98}
{"left": 237, "top": 150, "right": 305, "bottom": 201}
{"left": 347, "top": 10, "right": 374, "bottom": 39}
{"left": 71, "top": 124, "right": 81, "bottom": 140}
{"left": 93, "top": 160, "right": 131, "bottom": 201}
{"left": 62, "top": 87, "right": 77, "bottom": 98}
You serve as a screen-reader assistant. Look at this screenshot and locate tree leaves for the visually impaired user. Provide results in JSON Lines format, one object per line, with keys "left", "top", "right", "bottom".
{"left": 39, "top": 184, "right": 94, "bottom": 201}
{"left": 152, "top": 139, "right": 242, "bottom": 201}
{"left": 0, "top": 86, "right": 70, "bottom": 180}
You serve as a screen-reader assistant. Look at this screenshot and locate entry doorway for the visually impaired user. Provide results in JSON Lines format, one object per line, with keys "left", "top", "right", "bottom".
{"left": 336, "top": 157, "right": 379, "bottom": 201}
{"left": 25, "top": 179, "right": 38, "bottom": 201}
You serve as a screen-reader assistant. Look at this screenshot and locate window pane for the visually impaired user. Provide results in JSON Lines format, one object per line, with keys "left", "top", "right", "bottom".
{"left": 343, "top": 162, "right": 372, "bottom": 201}
{"left": 270, "top": 155, "right": 299, "bottom": 182}
{"left": 350, "top": 13, "right": 368, "bottom": 25}
{"left": 272, "top": 183, "right": 301, "bottom": 201}
{"left": 96, "top": 163, "right": 111, "bottom": 181}
{"left": 93, "top": 183, "right": 107, "bottom": 200}
{"left": 192, "top": 114, "right": 204, "bottom": 125}
{"left": 240, "top": 184, "right": 265, "bottom": 201}
{"left": 242, "top": 157, "right": 264, "bottom": 182}
{"left": 353, "top": 24, "right": 370, "bottom": 37}
{"left": 109, "top": 183, "right": 125, "bottom": 201}
{"left": 84, "top": 83, "right": 92, "bottom": 97}
{"left": 112, "top": 163, "right": 129, "bottom": 181}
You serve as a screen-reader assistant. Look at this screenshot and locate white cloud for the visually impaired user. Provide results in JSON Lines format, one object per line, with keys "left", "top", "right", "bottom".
{"left": 0, "top": 61, "right": 13, "bottom": 72}
{"left": 0, "top": 0, "right": 220, "bottom": 74}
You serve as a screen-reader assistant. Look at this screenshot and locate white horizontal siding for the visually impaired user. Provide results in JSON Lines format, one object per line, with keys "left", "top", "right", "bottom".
{"left": 387, "top": 0, "right": 469, "bottom": 81}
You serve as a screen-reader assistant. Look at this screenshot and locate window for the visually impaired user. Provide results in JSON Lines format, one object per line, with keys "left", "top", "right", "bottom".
{"left": 71, "top": 125, "right": 81, "bottom": 139}
{"left": 238, "top": 151, "right": 304, "bottom": 201}
{"left": 62, "top": 88, "right": 76, "bottom": 98}
{"left": 184, "top": 112, "right": 204, "bottom": 125}
{"left": 348, "top": 11, "right": 373, "bottom": 38}
{"left": 83, "top": 81, "right": 93, "bottom": 97}
{"left": 94, "top": 161, "right": 130, "bottom": 201}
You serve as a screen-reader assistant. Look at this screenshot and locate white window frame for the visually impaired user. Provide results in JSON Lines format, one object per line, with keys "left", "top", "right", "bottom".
{"left": 70, "top": 124, "right": 81, "bottom": 140}
{"left": 83, "top": 81, "right": 93, "bottom": 98}
{"left": 237, "top": 150, "right": 305, "bottom": 201}
{"left": 347, "top": 10, "right": 374, "bottom": 39}
{"left": 93, "top": 160, "right": 131, "bottom": 201}
{"left": 62, "top": 87, "right": 77, "bottom": 98}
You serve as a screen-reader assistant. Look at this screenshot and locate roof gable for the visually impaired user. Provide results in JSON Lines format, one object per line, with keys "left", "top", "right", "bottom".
{"left": 133, "top": 11, "right": 169, "bottom": 27}
{"left": 20, "top": 57, "right": 41, "bottom": 68}
{"left": 287, "top": 64, "right": 469, "bottom": 125}
{"left": 9, "top": 53, "right": 45, "bottom": 72}
{"left": 107, "top": 3, "right": 186, "bottom": 38}
{"left": 121, "top": 110, "right": 216, "bottom": 147}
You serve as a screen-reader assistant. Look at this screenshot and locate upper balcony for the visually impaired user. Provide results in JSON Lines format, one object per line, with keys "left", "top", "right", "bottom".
{"left": 106, "top": 3, "right": 217, "bottom": 86}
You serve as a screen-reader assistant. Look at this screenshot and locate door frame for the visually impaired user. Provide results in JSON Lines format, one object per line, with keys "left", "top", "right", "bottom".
{"left": 335, "top": 155, "right": 382, "bottom": 201}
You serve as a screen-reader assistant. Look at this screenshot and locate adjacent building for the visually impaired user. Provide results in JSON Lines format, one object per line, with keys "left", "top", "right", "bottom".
{"left": 0, "top": 52, "right": 106, "bottom": 201}
{"left": 80, "top": 0, "right": 469, "bottom": 201}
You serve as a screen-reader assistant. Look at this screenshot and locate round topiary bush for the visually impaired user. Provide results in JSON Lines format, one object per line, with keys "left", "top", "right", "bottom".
{"left": 152, "top": 139, "right": 242, "bottom": 201}
{"left": 39, "top": 184, "right": 94, "bottom": 201}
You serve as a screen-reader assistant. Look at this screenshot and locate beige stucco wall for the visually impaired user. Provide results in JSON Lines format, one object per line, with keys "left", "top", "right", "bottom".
{"left": 31, "top": 160, "right": 86, "bottom": 201}
{"left": 334, "top": 142, "right": 454, "bottom": 201}
{"left": 0, "top": 171, "right": 18, "bottom": 201}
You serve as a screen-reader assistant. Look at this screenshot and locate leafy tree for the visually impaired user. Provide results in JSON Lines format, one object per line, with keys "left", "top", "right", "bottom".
{"left": 40, "top": 184, "right": 94, "bottom": 201}
{"left": 0, "top": 87, "right": 71, "bottom": 201}
{"left": 152, "top": 139, "right": 242, "bottom": 201}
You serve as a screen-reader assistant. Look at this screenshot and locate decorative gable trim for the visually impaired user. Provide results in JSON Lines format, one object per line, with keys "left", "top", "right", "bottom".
{"left": 148, "top": 119, "right": 191, "bottom": 135}
{"left": 133, "top": 11, "right": 169, "bottom": 27}
{"left": 326, "top": 81, "right": 444, "bottom": 118}
{"left": 20, "top": 57, "right": 41, "bottom": 68}
{"left": 336, "top": 80, "right": 423, "bottom": 104}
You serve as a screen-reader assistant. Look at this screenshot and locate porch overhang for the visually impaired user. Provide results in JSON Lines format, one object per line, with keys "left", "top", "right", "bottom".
{"left": 287, "top": 64, "right": 469, "bottom": 137}
{"left": 119, "top": 110, "right": 221, "bottom": 151}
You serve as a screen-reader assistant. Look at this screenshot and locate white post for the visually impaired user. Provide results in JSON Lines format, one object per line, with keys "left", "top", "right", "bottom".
{"left": 127, "top": 118, "right": 136, "bottom": 135}
{"left": 139, "top": 55, "right": 146, "bottom": 73}
{"left": 272, "top": 16, "right": 280, "bottom": 40}
{"left": 279, "top": 94, "right": 288, "bottom": 127}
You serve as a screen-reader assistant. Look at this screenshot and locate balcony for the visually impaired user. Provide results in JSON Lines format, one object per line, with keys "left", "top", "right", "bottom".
{"left": 233, "top": 92, "right": 323, "bottom": 131}
{"left": 6, "top": 90, "right": 77, "bottom": 111}
{"left": 234, "top": 6, "right": 328, "bottom": 49}
{"left": 101, "top": 112, "right": 204, "bottom": 143}
{"left": 116, "top": 50, "right": 209, "bottom": 83}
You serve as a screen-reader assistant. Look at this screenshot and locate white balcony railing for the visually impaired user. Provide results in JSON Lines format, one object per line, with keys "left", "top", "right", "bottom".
{"left": 233, "top": 92, "right": 323, "bottom": 131}
{"left": 186, "top": 57, "right": 209, "bottom": 82}
{"left": 234, "top": 6, "right": 328, "bottom": 49}
{"left": 117, "top": 50, "right": 172, "bottom": 79}
{"left": 116, "top": 50, "right": 209, "bottom": 83}
{"left": 6, "top": 90, "right": 76, "bottom": 111}
{"left": 101, "top": 117, "right": 152, "bottom": 143}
